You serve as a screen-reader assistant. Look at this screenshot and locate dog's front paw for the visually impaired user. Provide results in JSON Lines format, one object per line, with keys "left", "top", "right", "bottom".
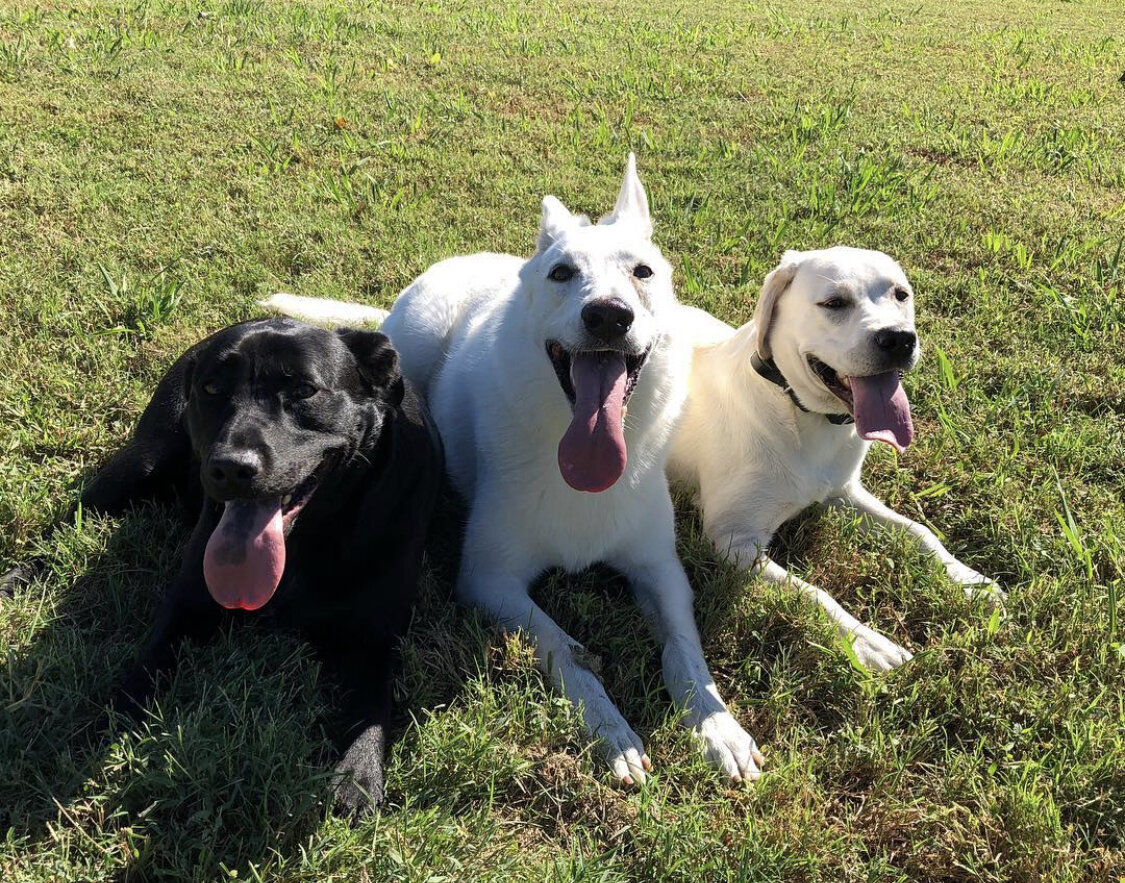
{"left": 109, "top": 667, "right": 156, "bottom": 722}
{"left": 947, "top": 562, "right": 1006, "bottom": 604}
{"left": 593, "top": 719, "right": 651, "bottom": 786}
{"left": 850, "top": 625, "right": 913, "bottom": 672}
{"left": 332, "top": 748, "right": 384, "bottom": 823}
{"left": 0, "top": 563, "right": 37, "bottom": 597}
{"left": 693, "top": 712, "right": 763, "bottom": 784}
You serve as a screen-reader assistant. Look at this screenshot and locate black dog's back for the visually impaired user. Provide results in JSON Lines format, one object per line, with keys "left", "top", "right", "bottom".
{"left": 80, "top": 335, "right": 203, "bottom": 519}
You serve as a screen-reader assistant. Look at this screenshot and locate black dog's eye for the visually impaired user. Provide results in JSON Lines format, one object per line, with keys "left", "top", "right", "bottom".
{"left": 894, "top": 287, "right": 911, "bottom": 302}
{"left": 201, "top": 380, "right": 221, "bottom": 395}
{"left": 291, "top": 381, "right": 318, "bottom": 399}
{"left": 820, "top": 298, "right": 850, "bottom": 310}
{"left": 633, "top": 264, "right": 653, "bottom": 279}
{"left": 548, "top": 264, "right": 575, "bottom": 283}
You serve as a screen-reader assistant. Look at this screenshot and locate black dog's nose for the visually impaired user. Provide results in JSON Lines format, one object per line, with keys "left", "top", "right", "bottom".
{"left": 207, "top": 450, "right": 262, "bottom": 496}
{"left": 873, "top": 328, "right": 917, "bottom": 356}
{"left": 582, "top": 299, "right": 634, "bottom": 343}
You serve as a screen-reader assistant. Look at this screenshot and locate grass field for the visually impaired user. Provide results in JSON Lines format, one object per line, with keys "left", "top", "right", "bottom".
{"left": 1, "top": 0, "right": 1123, "bottom": 879}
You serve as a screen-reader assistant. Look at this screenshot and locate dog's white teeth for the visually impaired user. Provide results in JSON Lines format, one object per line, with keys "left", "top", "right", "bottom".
{"left": 282, "top": 494, "right": 293, "bottom": 506}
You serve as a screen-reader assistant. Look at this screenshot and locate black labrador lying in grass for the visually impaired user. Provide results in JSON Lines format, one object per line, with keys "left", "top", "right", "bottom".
{"left": 78, "top": 318, "right": 442, "bottom": 820}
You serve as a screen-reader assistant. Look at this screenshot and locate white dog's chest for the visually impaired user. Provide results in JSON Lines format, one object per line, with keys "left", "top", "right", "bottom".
{"left": 505, "top": 475, "right": 653, "bottom": 572}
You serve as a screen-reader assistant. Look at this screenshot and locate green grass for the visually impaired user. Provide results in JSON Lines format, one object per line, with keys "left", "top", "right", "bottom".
{"left": 1, "top": 0, "right": 1123, "bottom": 879}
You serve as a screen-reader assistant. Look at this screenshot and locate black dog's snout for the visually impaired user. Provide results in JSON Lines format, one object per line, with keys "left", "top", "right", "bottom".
{"left": 207, "top": 449, "right": 263, "bottom": 497}
{"left": 582, "top": 299, "right": 634, "bottom": 343}
{"left": 873, "top": 328, "right": 917, "bottom": 357}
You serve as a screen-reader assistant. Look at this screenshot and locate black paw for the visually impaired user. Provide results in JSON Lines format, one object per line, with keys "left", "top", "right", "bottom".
{"left": 332, "top": 752, "right": 384, "bottom": 824}
{"left": 0, "top": 563, "right": 38, "bottom": 597}
{"left": 109, "top": 668, "right": 154, "bottom": 721}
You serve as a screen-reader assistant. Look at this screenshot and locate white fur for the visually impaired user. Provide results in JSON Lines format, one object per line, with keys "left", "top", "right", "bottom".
{"left": 263, "top": 157, "right": 761, "bottom": 784}
{"left": 669, "top": 247, "right": 1002, "bottom": 673}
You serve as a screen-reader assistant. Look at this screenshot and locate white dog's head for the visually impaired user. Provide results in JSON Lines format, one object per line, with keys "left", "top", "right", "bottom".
{"left": 754, "top": 246, "right": 919, "bottom": 451}
{"left": 519, "top": 154, "right": 676, "bottom": 493}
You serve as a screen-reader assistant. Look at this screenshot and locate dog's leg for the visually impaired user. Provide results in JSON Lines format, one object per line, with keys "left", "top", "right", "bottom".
{"left": 456, "top": 560, "right": 651, "bottom": 785}
{"left": 610, "top": 544, "right": 764, "bottom": 783}
{"left": 715, "top": 531, "right": 914, "bottom": 672}
{"left": 112, "top": 592, "right": 221, "bottom": 718}
{"left": 831, "top": 482, "right": 1004, "bottom": 603}
{"left": 112, "top": 512, "right": 222, "bottom": 717}
{"left": 321, "top": 639, "right": 394, "bottom": 822}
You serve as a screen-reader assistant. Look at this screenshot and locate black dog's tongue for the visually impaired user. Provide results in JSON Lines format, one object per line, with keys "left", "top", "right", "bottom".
{"left": 558, "top": 352, "right": 628, "bottom": 492}
{"left": 202, "top": 499, "right": 285, "bottom": 610}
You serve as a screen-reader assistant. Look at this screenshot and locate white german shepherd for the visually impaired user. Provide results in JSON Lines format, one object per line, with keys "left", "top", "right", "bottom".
{"left": 263, "top": 157, "right": 761, "bottom": 785}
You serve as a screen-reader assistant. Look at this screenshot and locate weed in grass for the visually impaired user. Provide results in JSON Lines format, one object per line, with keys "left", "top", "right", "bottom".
{"left": 93, "top": 266, "right": 183, "bottom": 343}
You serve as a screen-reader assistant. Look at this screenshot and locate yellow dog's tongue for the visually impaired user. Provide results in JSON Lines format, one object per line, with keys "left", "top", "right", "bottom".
{"left": 203, "top": 499, "right": 285, "bottom": 610}
{"left": 558, "top": 351, "right": 628, "bottom": 492}
{"left": 849, "top": 371, "right": 914, "bottom": 453}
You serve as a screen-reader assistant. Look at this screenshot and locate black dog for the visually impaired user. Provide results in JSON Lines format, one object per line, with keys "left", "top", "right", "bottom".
{"left": 79, "top": 318, "right": 442, "bottom": 820}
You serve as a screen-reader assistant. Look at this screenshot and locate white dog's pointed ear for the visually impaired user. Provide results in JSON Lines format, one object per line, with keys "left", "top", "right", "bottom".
{"left": 537, "top": 195, "right": 573, "bottom": 252}
{"left": 600, "top": 153, "right": 652, "bottom": 237}
{"left": 754, "top": 251, "right": 802, "bottom": 360}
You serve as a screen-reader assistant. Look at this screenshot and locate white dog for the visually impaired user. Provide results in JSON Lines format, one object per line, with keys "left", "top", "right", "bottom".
{"left": 262, "top": 157, "right": 762, "bottom": 785}
{"left": 668, "top": 247, "right": 1002, "bottom": 672}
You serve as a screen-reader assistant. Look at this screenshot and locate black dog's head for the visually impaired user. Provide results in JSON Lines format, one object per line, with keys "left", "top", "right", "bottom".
{"left": 182, "top": 318, "right": 402, "bottom": 611}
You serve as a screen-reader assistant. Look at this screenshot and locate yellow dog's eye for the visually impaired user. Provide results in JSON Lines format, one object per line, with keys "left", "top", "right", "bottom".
{"left": 820, "top": 298, "right": 848, "bottom": 310}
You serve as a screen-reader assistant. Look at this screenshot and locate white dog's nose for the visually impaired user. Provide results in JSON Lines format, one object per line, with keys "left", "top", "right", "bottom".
{"left": 873, "top": 328, "right": 917, "bottom": 358}
{"left": 582, "top": 299, "right": 634, "bottom": 343}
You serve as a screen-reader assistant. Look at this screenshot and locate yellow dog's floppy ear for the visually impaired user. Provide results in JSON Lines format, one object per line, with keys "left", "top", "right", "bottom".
{"left": 754, "top": 251, "right": 802, "bottom": 361}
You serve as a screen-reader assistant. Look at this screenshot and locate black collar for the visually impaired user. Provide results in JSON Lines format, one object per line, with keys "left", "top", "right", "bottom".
{"left": 750, "top": 352, "right": 854, "bottom": 425}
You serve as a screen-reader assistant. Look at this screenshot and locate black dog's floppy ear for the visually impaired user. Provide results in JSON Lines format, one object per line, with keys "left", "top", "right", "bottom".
{"left": 337, "top": 328, "right": 404, "bottom": 406}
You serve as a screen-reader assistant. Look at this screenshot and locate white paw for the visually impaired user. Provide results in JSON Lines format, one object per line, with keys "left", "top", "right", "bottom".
{"left": 850, "top": 625, "right": 913, "bottom": 672}
{"left": 593, "top": 719, "right": 651, "bottom": 786}
{"left": 693, "top": 712, "right": 763, "bottom": 783}
{"left": 947, "top": 562, "right": 1006, "bottom": 604}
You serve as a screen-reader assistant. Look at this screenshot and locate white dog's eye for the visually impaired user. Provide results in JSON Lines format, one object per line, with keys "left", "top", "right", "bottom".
{"left": 549, "top": 264, "right": 575, "bottom": 283}
{"left": 633, "top": 264, "right": 653, "bottom": 279}
{"left": 894, "top": 287, "right": 910, "bottom": 302}
{"left": 819, "top": 297, "right": 849, "bottom": 310}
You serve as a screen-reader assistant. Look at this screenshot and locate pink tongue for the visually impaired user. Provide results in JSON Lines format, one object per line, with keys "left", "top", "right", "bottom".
{"left": 848, "top": 371, "right": 914, "bottom": 453}
{"left": 202, "top": 499, "right": 286, "bottom": 610}
{"left": 558, "top": 352, "right": 629, "bottom": 492}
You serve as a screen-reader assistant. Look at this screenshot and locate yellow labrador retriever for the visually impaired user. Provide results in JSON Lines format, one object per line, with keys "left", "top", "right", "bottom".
{"left": 669, "top": 247, "right": 1002, "bottom": 674}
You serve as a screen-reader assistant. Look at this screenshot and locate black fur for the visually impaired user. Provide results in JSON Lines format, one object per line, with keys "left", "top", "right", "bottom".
{"left": 80, "top": 318, "right": 442, "bottom": 821}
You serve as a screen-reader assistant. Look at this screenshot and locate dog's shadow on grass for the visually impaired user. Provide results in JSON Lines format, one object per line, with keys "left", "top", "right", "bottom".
{"left": 0, "top": 489, "right": 474, "bottom": 881}
{"left": 0, "top": 482, "right": 849, "bottom": 877}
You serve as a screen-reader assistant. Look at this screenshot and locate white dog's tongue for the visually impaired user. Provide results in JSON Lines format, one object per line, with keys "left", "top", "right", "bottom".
{"left": 558, "top": 352, "right": 628, "bottom": 492}
{"left": 847, "top": 371, "right": 914, "bottom": 453}
{"left": 202, "top": 499, "right": 286, "bottom": 610}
